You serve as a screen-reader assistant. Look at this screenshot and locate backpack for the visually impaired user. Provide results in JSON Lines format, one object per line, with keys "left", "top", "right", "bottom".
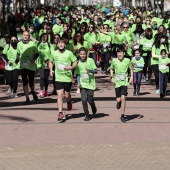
{"left": 0, "top": 58, "right": 5, "bottom": 71}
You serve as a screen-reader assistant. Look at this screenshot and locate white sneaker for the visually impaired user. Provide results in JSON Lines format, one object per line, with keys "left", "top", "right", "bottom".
{"left": 7, "top": 87, "right": 12, "bottom": 95}
{"left": 13, "top": 93, "right": 19, "bottom": 98}
{"left": 156, "top": 89, "right": 160, "bottom": 94}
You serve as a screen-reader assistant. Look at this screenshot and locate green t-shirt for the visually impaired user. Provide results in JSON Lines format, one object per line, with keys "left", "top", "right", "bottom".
{"left": 98, "top": 33, "right": 112, "bottom": 52}
{"left": 84, "top": 32, "right": 99, "bottom": 49}
{"left": 50, "top": 50, "right": 77, "bottom": 82}
{"left": 76, "top": 58, "right": 96, "bottom": 90}
{"left": 17, "top": 41, "right": 38, "bottom": 71}
{"left": 151, "top": 44, "right": 168, "bottom": 65}
{"left": 108, "top": 32, "right": 126, "bottom": 44}
{"left": 110, "top": 58, "right": 132, "bottom": 88}
{"left": 73, "top": 41, "right": 89, "bottom": 57}
{"left": 52, "top": 24, "right": 63, "bottom": 34}
{"left": 159, "top": 57, "right": 170, "bottom": 73}
{"left": 36, "top": 42, "right": 51, "bottom": 69}
{"left": 131, "top": 57, "right": 144, "bottom": 72}
{"left": 3, "top": 44, "right": 19, "bottom": 70}
{"left": 140, "top": 37, "right": 154, "bottom": 56}
{"left": 39, "top": 29, "right": 46, "bottom": 37}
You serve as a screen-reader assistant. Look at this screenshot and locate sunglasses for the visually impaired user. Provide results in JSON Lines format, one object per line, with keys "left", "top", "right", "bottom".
{"left": 76, "top": 35, "right": 81, "bottom": 37}
{"left": 89, "top": 26, "right": 94, "bottom": 28}
{"left": 123, "top": 27, "right": 128, "bottom": 28}
{"left": 11, "top": 40, "right": 17, "bottom": 42}
{"left": 104, "top": 27, "right": 108, "bottom": 29}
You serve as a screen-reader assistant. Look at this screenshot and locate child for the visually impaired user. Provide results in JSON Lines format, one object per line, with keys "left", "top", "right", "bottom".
{"left": 131, "top": 49, "right": 144, "bottom": 96}
{"left": 158, "top": 49, "right": 170, "bottom": 98}
{"left": 76, "top": 47, "right": 98, "bottom": 121}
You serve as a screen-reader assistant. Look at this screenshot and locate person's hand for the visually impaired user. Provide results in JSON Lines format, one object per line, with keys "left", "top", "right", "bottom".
{"left": 64, "top": 66, "right": 73, "bottom": 71}
{"left": 50, "top": 70, "right": 54, "bottom": 77}
{"left": 86, "top": 68, "right": 90, "bottom": 73}
{"left": 8, "top": 60, "right": 13, "bottom": 66}
{"left": 111, "top": 77, "right": 114, "bottom": 84}
{"left": 129, "top": 77, "right": 133, "bottom": 84}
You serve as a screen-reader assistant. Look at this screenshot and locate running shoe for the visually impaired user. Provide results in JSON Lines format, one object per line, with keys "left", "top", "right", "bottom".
{"left": 136, "top": 91, "right": 140, "bottom": 96}
{"left": 32, "top": 91, "right": 38, "bottom": 101}
{"left": 58, "top": 112, "right": 66, "bottom": 121}
{"left": 67, "top": 101, "right": 72, "bottom": 111}
{"left": 141, "top": 76, "right": 146, "bottom": 82}
{"left": 13, "top": 93, "right": 19, "bottom": 98}
{"left": 160, "top": 93, "right": 164, "bottom": 98}
{"left": 116, "top": 102, "right": 121, "bottom": 110}
{"left": 7, "top": 87, "right": 12, "bottom": 95}
{"left": 156, "top": 89, "right": 160, "bottom": 94}
{"left": 120, "top": 114, "right": 126, "bottom": 123}
{"left": 92, "top": 106, "right": 97, "bottom": 114}
{"left": 84, "top": 114, "right": 91, "bottom": 121}
{"left": 133, "top": 90, "right": 136, "bottom": 96}
{"left": 39, "top": 90, "right": 44, "bottom": 98}
{"left": 44, "top": 90, "right": 48, "bottom": 97}
{"left": 23, "top": 98, "right": 30, "bottom": 105}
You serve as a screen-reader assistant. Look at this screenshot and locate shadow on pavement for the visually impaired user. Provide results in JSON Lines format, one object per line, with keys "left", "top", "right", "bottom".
{"left": 125, "top": 114, "right": 144, "bottom": 122}
{"left": 92, "top": 113, "right": 109, "bottom": 119}
{"left": 0, "top": 114, "right": 33, "bottom": 122}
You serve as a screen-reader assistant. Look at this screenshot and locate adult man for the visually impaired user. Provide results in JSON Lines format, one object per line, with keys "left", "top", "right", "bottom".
{"left": 16, "top": 31, "right": 39, "bottom": 105}
{"left": 49, "top": 38, "right": 77, "bottom": 121}
{"left": 110, "top": 48, "right": 133, "bottom": 123}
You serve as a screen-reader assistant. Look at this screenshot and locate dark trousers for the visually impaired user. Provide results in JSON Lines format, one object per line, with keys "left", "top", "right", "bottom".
{"left": 89, "top": 52, "right": 97, "bottom": 66}
{"left": 152, "top": 64, "right": 159, "bottom": 89}
{"left": 143, "top": 55, "right": 152, "bottom": 78}
{"left": 133, "top": 71, "right": 142, "bottom": 92}
{"left": 20, "top": 69, "right": 35, "bottom": 87}
{"left": 38, "top": 68, "right": 50, "bottom": 90}
{"left": 5, "top": 69, "right": 20, "bottom": 93}
{"left": 159, "top": 72, "right": 168, "bottom": 94}
{"left": 80, "top": 88, "right": 96, "bottom": 115}
{"left": 100, "top": 52, "right": 110, "bottom": 72}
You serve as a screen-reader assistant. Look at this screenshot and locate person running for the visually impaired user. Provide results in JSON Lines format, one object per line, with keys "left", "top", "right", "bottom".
{"left": 131, "top": 49, "right": 144, "bottom": 96}
{"left": 36, "top": 33, "right": 51, "bottom": 97}
{"left": 156, "top": 49, "right": 170, "bottom": 98}
{"left": 49, "top": 38, "right": 77, "bottom": 121}
{"left": 2, "top": 36, "right": 20, "bottom": 97}
{"left": 16, "top": 31, "right": 39, "bottom": 105}
{"left": 110, "top": 47, "right": 133, "bottom": 123}
{"left": 76, "top": 47, "right": 97, "bottom": 121}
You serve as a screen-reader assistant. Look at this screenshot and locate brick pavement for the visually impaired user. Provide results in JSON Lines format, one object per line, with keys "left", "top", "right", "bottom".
{"left": 0, "top": 73, "right": 170, "bottom": 169}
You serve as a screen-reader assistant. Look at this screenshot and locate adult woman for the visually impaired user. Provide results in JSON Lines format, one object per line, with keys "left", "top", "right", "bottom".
{"left": 36, "top": 33, "right": 51, "bottom": 97}
{"left": 151, "top": 34, "right": 169, "bottom": 94}
{"left": 84, "top": 22, "right": 99, "bottom": 65}
{"left": 2, "top": 36, "right": 20, "bottom": 97}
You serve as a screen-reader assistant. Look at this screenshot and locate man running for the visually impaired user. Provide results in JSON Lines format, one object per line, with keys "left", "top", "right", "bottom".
{"left": 49, "top": 38, "right": 77, "bottom": 121}
{"left": 110, "top": 47, "right": 133, "bottom": 123}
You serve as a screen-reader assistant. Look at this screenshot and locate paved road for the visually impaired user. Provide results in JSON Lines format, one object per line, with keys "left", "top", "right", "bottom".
{"left": 0, "top": 73, "right": 170, "bottom": 170}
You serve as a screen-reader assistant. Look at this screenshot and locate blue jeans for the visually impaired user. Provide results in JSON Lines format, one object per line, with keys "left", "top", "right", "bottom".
{"left": 159, "top": 72, "right": 168, "bottom": 94}
{"left": 133, "top": 71, "right": 142, "bottom": 92}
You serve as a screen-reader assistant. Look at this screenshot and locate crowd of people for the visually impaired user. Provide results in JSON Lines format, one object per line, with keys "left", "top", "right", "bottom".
{"left": 0, "top": 4, "right": 170, "bottom": 122}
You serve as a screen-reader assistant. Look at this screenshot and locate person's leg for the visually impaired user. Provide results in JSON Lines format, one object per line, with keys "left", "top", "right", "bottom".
{"left": 38, "top": 68, "right": 45, "bottom": 91}
{"left": 80, "top": 88, "right": 88, "bottom": 114}
{"left": 87, "top": 89, "right": 97, "bottom": 114}
{"left": 104, "top": 52, "right": 110, "bottom": 73}
{"left": 12, "top": 69, "right": 20, "bottom": 96}
{"left": 163, "top": 73, "right": 168, "bottom": 95}
{"left": 159, "top": 72, "right": 163, "bottom": 94}
{"left": 44, "top": 69, "right": 50, "bottom": 95}
{"left": 20, "top": 69, "right": 30, "bottom": 104}
{"left": 148, "top": 57, "right": 152, "bottom": 81}
{"left": 133, "top": 72, "right": 137, "bottom": 96}
{"left": 5, "top": 70, "right": 13, "bottom": 94}
{"left": 153, "top": 65, "right": 159, "bottom": 91}
{"left": 99, "top": 52, "right": 104, "bottom": 72}
{"left": 64, "top": 82, "right": 72, "bottom": 111}
{"left": 137, "top": 71, "right": 142, "bottom": 95}
{"left": 91, "top": 52, "right": 97, "bottom": 66}
{"left": 28, "top": 70, "right": 38, "bottom": 101}
{"left": 115, "top": 87, "right": 121, "bottom": 109}
{"left": 143, "top": 56, "right": 147, "bottom": 78}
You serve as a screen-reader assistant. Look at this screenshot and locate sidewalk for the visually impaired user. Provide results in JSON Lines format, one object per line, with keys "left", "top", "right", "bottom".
{"left": 0, "top": 73, "right": 170, "bottom": 169}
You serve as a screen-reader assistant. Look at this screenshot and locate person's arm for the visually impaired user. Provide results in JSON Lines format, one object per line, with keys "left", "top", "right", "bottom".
{"left": 151, "top": 46, "right": 160, "bottom": 59}
{"left": 129, "top": 66, "right": 133, "bottom": 84}
{"left": 64, "top": 60, "right": 77, "bottom": 71}
{"left": 49, "top": 60, "right": 54, "bottom": 77}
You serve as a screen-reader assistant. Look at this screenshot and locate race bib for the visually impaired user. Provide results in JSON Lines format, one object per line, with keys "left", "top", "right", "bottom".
{"left": 159, "top": 64, "right": 167, "bottom": 70}
{"left": 5, "top": 64, "right": 12, "bottom": 70}
{"left": 116, "top": 73, "right": 126, "bottom": 81}
{"left": 81, "top": 73, "right": 89, "bottom": 79}
{"left": 57, "top": 62, "right": 67, "bottom": 71}
{"left": 21, "top": 61, "right": 30, "bottom": 69}
{"left": 144, "top": 42, "right": 152, "bottom": 48}
{"left": 103, "top": 42, "right": 110, "bottom": 48}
